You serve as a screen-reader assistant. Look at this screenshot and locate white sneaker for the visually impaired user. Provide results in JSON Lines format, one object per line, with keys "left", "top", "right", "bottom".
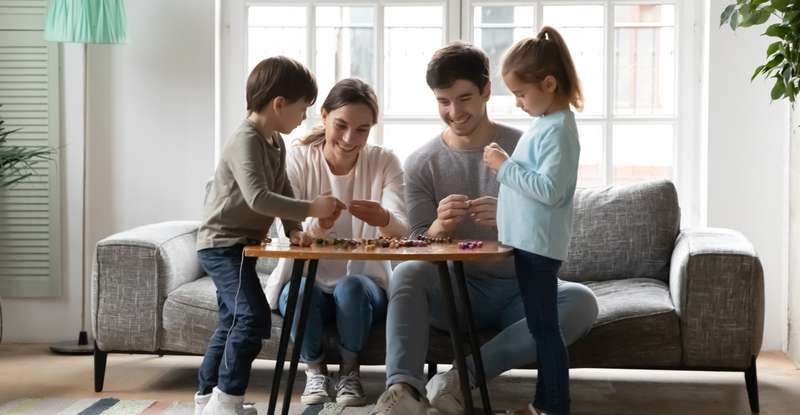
{"left": 335, "top": 371, "right": 368, "bottom": 406}
{"left": 370, "top": 384, "right": 441, "bottom": 415}
{"left": 300, "top": 371, "right": 333, "bottom": 405}
{"left": 506, "top": 403, "right": 544, "bottom": 414}
{"left": 426, "top": 370, "right": 464, "bottom": 415}
{"left": 201, "top": 387, "right": 258, "bottom": 415}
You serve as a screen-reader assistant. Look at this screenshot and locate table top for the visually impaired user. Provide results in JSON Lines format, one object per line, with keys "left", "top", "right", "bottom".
{"left": 243, "top": 241, "right": 513, "bottom": 261}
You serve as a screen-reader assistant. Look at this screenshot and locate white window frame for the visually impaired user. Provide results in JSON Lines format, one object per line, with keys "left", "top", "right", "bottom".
{"left": 217, "top": 0, "right": 703, "bottom": 227}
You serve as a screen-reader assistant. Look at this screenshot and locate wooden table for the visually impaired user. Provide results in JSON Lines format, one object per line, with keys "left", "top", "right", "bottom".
{"left": 244, "top": 241, "right": 513, "bottom": 415}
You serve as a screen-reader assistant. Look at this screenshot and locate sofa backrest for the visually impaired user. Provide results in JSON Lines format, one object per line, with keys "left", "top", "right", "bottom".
{"left": 558, "top": 180, "right": 680, "bottom": 283}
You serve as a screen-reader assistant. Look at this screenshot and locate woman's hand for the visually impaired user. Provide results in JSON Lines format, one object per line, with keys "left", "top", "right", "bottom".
{"left": 349, "top": 200, "right": 390, "bottom": 227}
{"left": 483, "top": 142, "right": 509, "bottom": 172}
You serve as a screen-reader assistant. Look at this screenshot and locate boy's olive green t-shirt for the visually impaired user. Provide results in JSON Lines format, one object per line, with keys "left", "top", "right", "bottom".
{"left": 196, "top": 119, "right": 310, "bottom": 250}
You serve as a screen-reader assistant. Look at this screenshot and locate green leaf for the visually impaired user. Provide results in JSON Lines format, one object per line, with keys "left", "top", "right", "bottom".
{"left": 721, "top": 4, "right": 736, "bottom": 26}
{"left": 773, "top": 0, "right": 791, "bottom": 12}
{"left": 767, "top": 41, "right": 782, "bottom": 57}
{"left": 752, "top": 64, "right": 766, "bottom": 81}
{"left": 765, "top": 24, "right": 791, "bottom": 38}
{"left": 753, "top": 8, "right": 771, "bottom": 25}
{"left": 731, "top": 10, "right": 740, "bottom": 30}
{"left": 772, "top": 77, "right": 786, "bottom": 100}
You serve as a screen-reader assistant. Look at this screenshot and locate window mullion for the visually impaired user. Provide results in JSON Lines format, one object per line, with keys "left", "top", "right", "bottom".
{"left": 604, "top": 0, "right": 614, "bottom": 186}
{"left": 376, "top": 2, "right": 385, "bottom": 146}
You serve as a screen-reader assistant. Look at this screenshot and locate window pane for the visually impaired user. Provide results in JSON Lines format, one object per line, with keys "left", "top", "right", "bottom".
{"left": 577, "top": 124, "right": 603, "bottom": 187}
{"left": 473, "top": 6, "right": 535, "bottom": 117}
{"left": 248, "top": 7, "right": 307, "bottom": 71}
{"left": 384, "top": 6, "right": 444, "bottom": 116}
{"left": 612, "top": 124, "right": 673, "bottom": 185}
{"left": 542, "top": 5, "right": 604, "bottom": 117}
{"left": 614, "top": 5, "right": 675, "bottom": 116}
{"left": 382, "top": 122, "right": 444, "bottom": 165}
{"left": 316, "top": 7, "right": 375, "bottom": 108}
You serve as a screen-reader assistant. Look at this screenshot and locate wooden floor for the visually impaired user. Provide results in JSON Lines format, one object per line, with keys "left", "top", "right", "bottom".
{"left": 1, "top": 344, "right": 799, "bottom": 414}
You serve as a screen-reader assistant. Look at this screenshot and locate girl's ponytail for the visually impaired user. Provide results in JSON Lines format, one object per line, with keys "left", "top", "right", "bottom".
{"left": 502, "top": 26, "right": 584, "bottom": 112}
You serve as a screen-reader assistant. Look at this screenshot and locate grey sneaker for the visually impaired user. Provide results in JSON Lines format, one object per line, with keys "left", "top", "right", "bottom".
{"left": 370, "top": 384, "right": 441, "bottom": 415}
{"left": 426, "top": 370, "right": 464, "bottom": 415}
{"left": 300, "top": 371, "right": 333, "bottom": 405}
{"left": 335, "top": 371, "right": 368, "bottom": 406}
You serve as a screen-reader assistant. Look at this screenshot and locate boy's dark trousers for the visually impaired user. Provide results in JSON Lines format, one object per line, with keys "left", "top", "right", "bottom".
{"left": 514, "top": 248, "right": 570, "bottom": 415}
{"left": 197, "top": 244, "right": 271, "bottom": 396}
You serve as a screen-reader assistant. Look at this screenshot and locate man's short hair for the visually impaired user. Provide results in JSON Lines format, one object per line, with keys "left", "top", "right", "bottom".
{"left": 426, "top": 41, "right": 490, "bottom": 91}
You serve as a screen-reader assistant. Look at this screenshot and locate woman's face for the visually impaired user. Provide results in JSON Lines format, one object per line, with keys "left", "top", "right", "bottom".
{"left": 322, "top": 103, "right": 374, "bottom": 164}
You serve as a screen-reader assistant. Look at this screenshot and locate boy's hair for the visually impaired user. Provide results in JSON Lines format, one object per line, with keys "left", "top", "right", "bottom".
{"left": 298, "top": 78, "right": 379, "bottom": 146}
{"left": 246, "top": 56, "right": 318, "bottom": 113}
{"left": 426, "top": 41, "right": 490, "bottom": 91}
{"left": 501, "top": 26, "right": 584, "bottom": 111}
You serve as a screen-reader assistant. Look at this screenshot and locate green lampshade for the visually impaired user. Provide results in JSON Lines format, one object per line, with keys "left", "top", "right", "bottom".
{"left": 45, "top": 0, "right": 127, "bottom": 44}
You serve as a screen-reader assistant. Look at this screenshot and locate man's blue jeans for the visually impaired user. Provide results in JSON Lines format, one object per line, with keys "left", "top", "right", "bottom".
{"left": 197, "top": 245, "right": 270, "bottom": 396}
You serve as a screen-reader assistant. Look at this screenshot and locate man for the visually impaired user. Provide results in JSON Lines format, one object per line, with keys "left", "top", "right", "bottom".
{"left": 370, "top": 42, "right": 599, "bottom": 415}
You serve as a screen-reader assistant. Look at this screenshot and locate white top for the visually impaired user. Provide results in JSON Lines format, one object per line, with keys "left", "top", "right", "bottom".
{"left": 314, "top": 162, "right": 355, "bottom": 292}
{"left": 265, "top": 141, "right": 408, "bottom": 309}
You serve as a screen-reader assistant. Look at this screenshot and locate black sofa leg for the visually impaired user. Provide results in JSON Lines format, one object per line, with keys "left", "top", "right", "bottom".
{"left": 745, "top": 355, "right": 759, "bottom": 413}
{"left": 94, "top": 342, "right": 107, "bottom": 392}
{"left": 427, "top": 362, "right": 438, "bottom": 380}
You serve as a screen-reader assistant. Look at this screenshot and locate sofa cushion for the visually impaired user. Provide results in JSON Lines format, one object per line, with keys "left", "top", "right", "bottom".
{"left": 426, "top": 278, "right": 681, "bottom": 368}
{"left": 559, "top": 180, "right": 681, "bottom": 283}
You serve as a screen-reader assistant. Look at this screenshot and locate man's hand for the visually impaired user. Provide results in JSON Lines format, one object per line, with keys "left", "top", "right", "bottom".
{"left": 467, "top": 196, "right": 497, "bottom": 227}
{"left": 427, "top": 194, "right": 470, "bottom": 237}
{"left": 349, "top": 200, "right": 390, "bottom": 227}
{"left": 289, "top": 229, "right": 313, "bottom": 247}
{"left": 483, "top": 142, "right": 509, "bottom": 172}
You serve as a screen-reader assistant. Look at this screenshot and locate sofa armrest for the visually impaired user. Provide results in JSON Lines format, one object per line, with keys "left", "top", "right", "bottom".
{"left": 669, "top": 227, "right": 764, "bottom": 368}
{"left": 92, "top": 221, "right": 202, "bottom": 352}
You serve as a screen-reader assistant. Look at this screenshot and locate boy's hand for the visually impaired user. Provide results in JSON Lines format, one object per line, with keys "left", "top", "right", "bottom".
{"left": 427, "top": 194, "right": 470, "bottom": 237}
{"left": 289, "top": 230, "right": 313, "bottom": 247}
{"left": 483, "top": 142, "right": 509, "bottom": 172}
{"left": 349, "top": 200, "right": 390, "bottom": 227}
{"left": 467, "top": 196, "right": 497, "bottom": 227}
{"left": 309, "top": 193, "right": 347, "bottom": 219}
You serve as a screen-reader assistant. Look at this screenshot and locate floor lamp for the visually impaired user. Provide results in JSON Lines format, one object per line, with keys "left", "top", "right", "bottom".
{"left": 44, "top": 0, "right": 126, "bottom": 355}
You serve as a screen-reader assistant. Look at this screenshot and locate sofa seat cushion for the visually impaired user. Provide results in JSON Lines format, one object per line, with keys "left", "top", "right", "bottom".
{"left": 569, "top": 278, "right": 682, "bottom": 368}
{"left": 161, "top": 275, "right": 388, "bottom": 363}
{"left": 427, "top": 278, "right": 681, "bottom": 368}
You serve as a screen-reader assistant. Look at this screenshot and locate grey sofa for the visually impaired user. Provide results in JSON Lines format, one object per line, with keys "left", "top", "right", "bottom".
{"left": 91, "top": 180, "right": 765, "bottom": 412}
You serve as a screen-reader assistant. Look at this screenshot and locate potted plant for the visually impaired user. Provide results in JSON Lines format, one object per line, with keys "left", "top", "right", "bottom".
{"left": 0, "top": 106, "right": 54, "bottom": 189}
{"left": 720, "top": 0, "right": 799, "bottom": 103}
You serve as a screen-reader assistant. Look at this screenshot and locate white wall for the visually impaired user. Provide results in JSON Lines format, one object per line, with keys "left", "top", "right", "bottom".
{"left": 789, "top": 104, "right": 800, "bottom": 365}
{"left": 705, "top": 0, "right": 790, "bottom": 351}
{"left": 2, "top": 0, "right": 215, "bottom": 343}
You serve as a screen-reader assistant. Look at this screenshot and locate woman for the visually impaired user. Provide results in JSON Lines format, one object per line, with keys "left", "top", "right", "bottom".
{"left": 266, "top": 78, "right": 407, "bottom": 407}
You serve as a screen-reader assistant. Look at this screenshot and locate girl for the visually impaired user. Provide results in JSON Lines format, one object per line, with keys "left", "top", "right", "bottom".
{"left": 483, "top": 26, "right": 583, "bottom": 415}
{"left": 195, "top": 56, "right": 346, "bottom": 415}
{"left": 266, "top": 78, "right": 408, "bottom": 407}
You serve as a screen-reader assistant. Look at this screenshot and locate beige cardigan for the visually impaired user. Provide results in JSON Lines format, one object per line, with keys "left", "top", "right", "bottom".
{"left": 265, "top": 142, "right": 408, "bottom": 309}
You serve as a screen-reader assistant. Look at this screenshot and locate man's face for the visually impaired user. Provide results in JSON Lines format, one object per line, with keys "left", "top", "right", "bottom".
{"left": 432, "top": 79, "right": 490, "bottom": 136}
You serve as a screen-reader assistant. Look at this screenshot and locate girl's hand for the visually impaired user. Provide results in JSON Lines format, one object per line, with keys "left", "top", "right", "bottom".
{"left": 483, "top": 142, "right": 509, "bottom": 172}
{"left": 289, "top": 230, "right": 313, "bottom": 247}
{"left": 349, "top": 200, "right": 390, "bottom": 227}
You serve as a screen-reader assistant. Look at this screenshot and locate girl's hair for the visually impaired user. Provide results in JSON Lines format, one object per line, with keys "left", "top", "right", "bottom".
{"left": 501, "top": 26, "right": 584, "bottom": 112}
{"left": 246, "top": 56, "right": 318, "bottom": 113}
{"left": 297, "top": 78, "right": 379, "bottom": 146}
